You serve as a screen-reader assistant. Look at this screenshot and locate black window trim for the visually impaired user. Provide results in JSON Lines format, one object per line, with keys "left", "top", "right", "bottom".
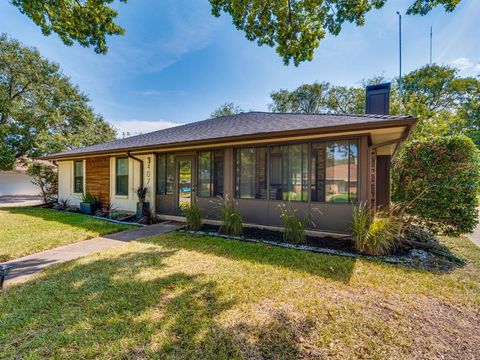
{"left": 197, "top": 149, "right": 224, "bottom": 198}
{"left": 233, "top": 136, "right": 361, "bottom": 205}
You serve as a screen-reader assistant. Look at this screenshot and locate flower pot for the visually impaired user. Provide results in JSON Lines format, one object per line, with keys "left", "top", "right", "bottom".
{"left": 80, "top": 202, "right": 100, "bottom": 215}
{"left": 136, "top": 201, "right": 150, "bottom": 219}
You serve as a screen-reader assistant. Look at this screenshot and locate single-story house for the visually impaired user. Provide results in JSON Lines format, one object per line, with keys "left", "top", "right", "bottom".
{"left": 41, "top": 85, "right": 416, "bottom": 233}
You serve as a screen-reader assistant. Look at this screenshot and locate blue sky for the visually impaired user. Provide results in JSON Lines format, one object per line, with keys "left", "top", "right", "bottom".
{"left": 1, "top": 0, "right": 479, "bottom": 135}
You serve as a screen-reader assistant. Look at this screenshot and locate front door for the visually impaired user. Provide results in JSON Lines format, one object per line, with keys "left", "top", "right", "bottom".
{"left": 175, "top": 156, "right": 195, "bottom": 213}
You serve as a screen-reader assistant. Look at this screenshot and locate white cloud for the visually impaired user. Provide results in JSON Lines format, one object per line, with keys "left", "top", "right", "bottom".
{"left": 451, "top": 57, "right": 474, "bottom": 70}
{"left": 110, "top": 119, "right": 183, "bottom": 138}
{"left": 450, "top": 57, "right": 480, "bottom": 73}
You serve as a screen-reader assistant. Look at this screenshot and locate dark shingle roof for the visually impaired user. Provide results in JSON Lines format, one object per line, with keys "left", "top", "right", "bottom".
{"left": 43, "top": 112, "right": 415, "bottom": 159}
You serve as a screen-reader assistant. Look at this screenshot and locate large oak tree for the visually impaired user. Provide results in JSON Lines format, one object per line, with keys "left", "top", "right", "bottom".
{"left": 0, "top": 34, "right": 116, "bottom": 170}
{"left": 9, "top": 1, "right": 461, "bottom": 63}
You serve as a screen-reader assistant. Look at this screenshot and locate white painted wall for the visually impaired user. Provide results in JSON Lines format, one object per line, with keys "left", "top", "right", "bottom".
{"left": 0, "top": 171, "right": 39, "bottom": 196}
{"left": 109, "top": 154, "right": 156, "bottom": 213}
{"left": 57, "top": 160, "right": 85, "bottom": 206}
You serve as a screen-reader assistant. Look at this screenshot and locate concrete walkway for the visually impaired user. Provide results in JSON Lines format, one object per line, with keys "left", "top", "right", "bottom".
{"left": 3, "top": 222, "right": 182, "bottom": 286}
{"left": 469, "top": 223, "right": 480, "bottom": 247}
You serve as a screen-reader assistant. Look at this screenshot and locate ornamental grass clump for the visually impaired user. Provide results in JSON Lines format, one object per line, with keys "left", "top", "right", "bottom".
{"left": 352, "top": 203, "right": 399, "bottom": 256}
{"left": 181, "top": 203, "right": 202, "bottom": 231}
{"left": 280, "top": 206, "right": 307, "bottom": 244}
{"left": 220, "top": 196, "right": 243, "bottom": 237}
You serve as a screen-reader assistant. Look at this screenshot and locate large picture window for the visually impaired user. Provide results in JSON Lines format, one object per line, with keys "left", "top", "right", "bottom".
{"left": 156, "top": 154, "right": 175, "bottom": 195}
{"left": 198, "top": 150, "right": 224, "bottom": 197}
{"left": 73, "top": 160, "right": 83, "bottom": 193}
{"left": 269, "top": 144, "right": 308, "bottom": 201}
{"left": 235, "top": 147, "right": 267, "bottom": 199}
{"left": 115, "top": 157, "right": 129, "bottom": 196}
{"left": 311, "top": 140, "right": 358, "bottom": 203}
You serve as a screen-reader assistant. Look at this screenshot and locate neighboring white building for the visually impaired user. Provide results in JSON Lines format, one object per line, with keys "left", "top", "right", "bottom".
{"left": 0, "top": 164, "right": 39, "bottom": 196}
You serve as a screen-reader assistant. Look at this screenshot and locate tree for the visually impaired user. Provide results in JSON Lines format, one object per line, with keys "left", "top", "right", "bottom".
{"left": 27, "top": 162, "right": 58, "bottom": 203}
{"left": 210, "top": 102, "right": 244, "bottom": 118}
{"left": 269, "top": 81, "right": 364, "bottom": 114}
{"left": 8, "top": 1, "right": 460, "bottom": 62}
{"left": 269, "top": 82, "right": 330, "bottom": 113}
{"left": 0, "top": 34, "right": 116, "bottom": 170}
{"left": 400, "top": 64, "right": 480, "bottom": 142}
{"left": 268, "top": 65, "right": 480, "bottom": 146}
{"left": 11, "top": 0, "right": 126, "bottom": 54}
{"left": 209, "top": 0, "right": 461, "bottom": 65}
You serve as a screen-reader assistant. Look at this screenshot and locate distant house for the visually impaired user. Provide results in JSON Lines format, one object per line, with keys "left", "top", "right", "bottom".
{"left": 0, "top": 163, "right": 39, "bottom": 196}
{"left": 41, "top": 84, "right": 416, "bottom": 233}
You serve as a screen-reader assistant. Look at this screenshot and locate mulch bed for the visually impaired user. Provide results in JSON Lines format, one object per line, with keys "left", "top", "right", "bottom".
{"left": 201, "top": 224, "right": 356, "bottom": 252}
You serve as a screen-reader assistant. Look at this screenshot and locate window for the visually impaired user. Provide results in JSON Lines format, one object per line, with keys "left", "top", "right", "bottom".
{"left": 73, "top": 160, "right": 83, "bottom": 193}
{"left": 311, "top": 140, "right": 358, "bottom": 203}
{"left": 115, "top": 157, "right": 129, "bottom": 196}
{"left": 269, "top": 144, "right": 308, "bottom": 201}
{"left": 156, "top": 154, "right": 175, "bottom": 195}
{"left": 235, "top": 147, "right": 267, "bottom": 199}
{"left": 198, "top": 150, "right": 224, "bottom": 197}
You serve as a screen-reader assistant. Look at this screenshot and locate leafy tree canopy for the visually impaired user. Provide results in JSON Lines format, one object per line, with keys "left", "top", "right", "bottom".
{"left": 210, "top": 102, "right": 244, "bottom": 118}
{"left": 268, "top": 65, "right": 480, "bottom": 146}
{"left": 11, "top": 0, "right": 126, "bottom": 54}
{"left": 209, "top": 0, "right": 461, "bottom": 65}
{"left": 0, "top": 34, "right": 116, "bottom": 170}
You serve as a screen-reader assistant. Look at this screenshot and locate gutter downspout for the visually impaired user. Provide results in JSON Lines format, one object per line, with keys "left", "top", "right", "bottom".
{"left": 127, "top": 151, "right": 144, "bottom": 188}
{"left": 366, "top": 126, "right": 412, "bottom": 207}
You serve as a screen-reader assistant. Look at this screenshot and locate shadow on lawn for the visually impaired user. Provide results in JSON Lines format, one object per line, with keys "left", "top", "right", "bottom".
{"left": 0, "top": 249, "right": 235, "bottom": 358}
{"left": 0, "top": 247, "right": 321, "bottom": 359}
{"left": 142, "top": 232, "right": 357, "bottom": 283}
{"left": 1, "top": 244, "right": 333, "bottom": 359}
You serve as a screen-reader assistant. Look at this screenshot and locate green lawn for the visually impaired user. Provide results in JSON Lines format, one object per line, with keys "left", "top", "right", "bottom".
{"left": 0, "top": 207, "right": 135, "bottom": 261}
{"left": 1, "top": 232, "right": 479, "bottom": 358}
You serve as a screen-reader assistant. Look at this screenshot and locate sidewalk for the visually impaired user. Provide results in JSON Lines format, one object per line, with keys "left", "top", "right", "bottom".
{"left": 3, "top": 222, "right": 182, "bottom": 286}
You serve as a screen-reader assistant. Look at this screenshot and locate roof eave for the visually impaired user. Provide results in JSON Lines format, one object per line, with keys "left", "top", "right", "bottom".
{"left": 38, "top": 117, "right": 417, "bottom": 161}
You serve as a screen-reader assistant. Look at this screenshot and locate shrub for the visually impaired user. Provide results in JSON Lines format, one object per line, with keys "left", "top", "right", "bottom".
{"left": 136, "top": 186, "right": 148, "bottom": 202}
{"left": 351, "top": 203, "right": 399, "bottom": 256}
{"left": 181, "top": 203, "right": 202, "bottom": 231}
{"left": 392, "top": 135, "right": 480, "bottom": 236}
{"left": 95, "top": 202, "right": 117, "bottom": 218}
{"left": 55, "top": 198, "right": 71, "bottom": 211}
{"left": 138, "top": 207, "right": 160, "bottom": 225}
{"left": 26, "top": 162, "right": 58, "bottom": 203}
{"left": 81, "top": 192, "right": 98, "bottom": 204}
{"left": 220, "top": 196, "right": 243, "bottom": 237}
{"left": 280, "top": 206, "right": 306, "bottom": 244}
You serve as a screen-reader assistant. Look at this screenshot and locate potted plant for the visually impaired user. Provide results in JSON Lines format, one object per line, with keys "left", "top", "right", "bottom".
{"left": 80, "top": 192, "right": 100, "bottom": 215}
{"left": 136, "top": 186, "right": 150, "bottom": 219}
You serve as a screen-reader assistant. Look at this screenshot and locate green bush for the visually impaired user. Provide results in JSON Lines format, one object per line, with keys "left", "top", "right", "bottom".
{"left": 81, "top": 192, "right": 98, "bottom": 204}
{"left": 220, "top": 197, "right": 243, "bottom": 237}
{"left": 392, "top": 135, "right": 480, "bottom": 236}
{"left": 280, "top": 207, "right": 306, "bottom": 244}
{"left": 351, "top": 203, "right": 398, "bottom": 256}
{"left": 181, "top": 204, "right": 202, "bottom": 231}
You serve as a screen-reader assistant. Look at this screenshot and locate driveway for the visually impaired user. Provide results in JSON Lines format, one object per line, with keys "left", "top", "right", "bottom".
{"left": 0, "top": 195, "right": 43, "bottom": 208}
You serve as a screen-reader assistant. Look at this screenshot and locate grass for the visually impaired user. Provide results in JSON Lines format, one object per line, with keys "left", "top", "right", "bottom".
{"left": 0, "top": 207, "right": 135, "bottom": 261}
{"left": 1, "top": 231, "right": 479, "bottom": 359}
